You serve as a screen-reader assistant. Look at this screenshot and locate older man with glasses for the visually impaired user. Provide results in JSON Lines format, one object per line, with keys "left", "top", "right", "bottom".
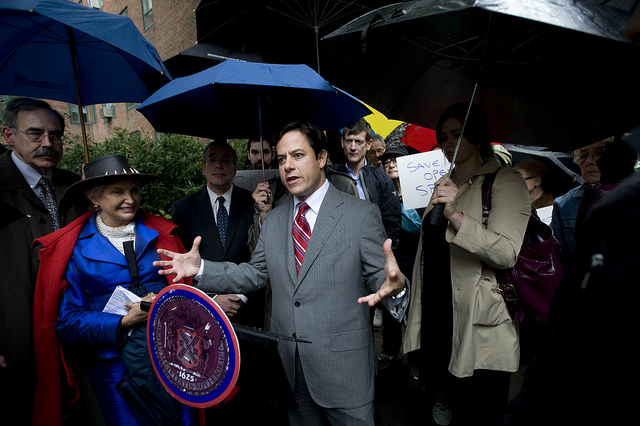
{"left": 550, "top": 137, "right": 612, "bottom": 254}
{"left": 170, "top": 140, "right": 281, "bottom": 423}
{"left": 0, "top": 98, "right": 86, "bottom": 424}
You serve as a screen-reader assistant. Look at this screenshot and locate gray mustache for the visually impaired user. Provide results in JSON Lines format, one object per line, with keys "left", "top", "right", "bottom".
{"left": 33, "top": 148, "right": 60, "bottom": 159}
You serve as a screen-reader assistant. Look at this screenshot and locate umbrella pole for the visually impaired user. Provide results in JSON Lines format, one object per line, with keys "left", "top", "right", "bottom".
{"left": 258, "top": 96, "right": 265, "bottom": 182}
{"left": 77, "top": 100, "right": 89, "bottom": 164}
{"left": 66, "top": 26, "right": 90, "bottom": 163}
{"left": 430, "top": 83, "right": 479, "bottom": 225}
{"left": 314, "top": 26, "right": 321, "bottom": 75}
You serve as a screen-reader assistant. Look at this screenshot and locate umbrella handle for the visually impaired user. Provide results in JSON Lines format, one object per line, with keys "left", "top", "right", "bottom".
{"left": 430, "top": 203, "right": 445, "bottom": 225}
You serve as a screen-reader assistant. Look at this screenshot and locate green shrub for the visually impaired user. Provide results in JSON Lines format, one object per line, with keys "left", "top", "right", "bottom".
{"left": 58, "top": 129, "right": 229, "bottom": 218}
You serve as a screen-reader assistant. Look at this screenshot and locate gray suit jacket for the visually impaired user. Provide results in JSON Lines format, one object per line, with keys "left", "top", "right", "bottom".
{"left": 198, "top": 183, "right": 404, "bottom": 409}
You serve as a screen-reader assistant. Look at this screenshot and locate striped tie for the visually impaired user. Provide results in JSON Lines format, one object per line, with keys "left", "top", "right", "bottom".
{"left": 292, "top": 202, "right": 311, "bottom": 275}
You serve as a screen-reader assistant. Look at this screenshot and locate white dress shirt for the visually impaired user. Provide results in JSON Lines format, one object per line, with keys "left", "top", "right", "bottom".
{"left": 11, "top": 151, "right": 54, "bottom": 197}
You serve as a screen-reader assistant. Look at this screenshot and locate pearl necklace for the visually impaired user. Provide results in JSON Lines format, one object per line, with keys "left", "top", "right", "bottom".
{"left": 96, "top": 213, "right": 136, "bottom": 255}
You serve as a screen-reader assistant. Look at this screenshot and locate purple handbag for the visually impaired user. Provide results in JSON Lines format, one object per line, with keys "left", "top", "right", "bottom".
{"left": 482, "top": 169, "right": 565, "bottom": 322}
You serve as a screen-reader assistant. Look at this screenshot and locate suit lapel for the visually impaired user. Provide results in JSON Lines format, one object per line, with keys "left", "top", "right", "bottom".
{"left": 0, "top": 154, "right": 45, "bottom": 210}
{"left": 78, "top": 218, "right": 127, "bottom": 266}
{"left": 275, "top": 194, "right": 298, "bottom": 284}
{"left": 134, "top": 220, "right": 159, "bottom": 259}
{"left": 296, "top": 186, "right": 344, "bottom": 285}
{"left": 225, "top": 186, "right": 250, "bottom": 257}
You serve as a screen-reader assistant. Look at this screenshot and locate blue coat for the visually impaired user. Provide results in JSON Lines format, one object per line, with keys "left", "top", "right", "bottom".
{"left": 56, "top": 214, "right": 168, "bottom": 360}
{"left": 551, "top": 183, "right": 586, "bottom": 254}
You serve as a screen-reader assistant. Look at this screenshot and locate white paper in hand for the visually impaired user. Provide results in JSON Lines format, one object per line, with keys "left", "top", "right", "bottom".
{"left": 103, "top": 285, "right": 142, "bottom": 315}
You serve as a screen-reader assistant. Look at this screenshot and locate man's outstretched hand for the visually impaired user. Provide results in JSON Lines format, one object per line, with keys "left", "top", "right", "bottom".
{"left": 154, "top": 236, "right": 203, "bottom": 283}
{"left": 358, "top": 238, "right": 406, "bottom": 306}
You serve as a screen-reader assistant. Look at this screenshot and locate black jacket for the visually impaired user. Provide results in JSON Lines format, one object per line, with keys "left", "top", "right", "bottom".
{"left": 172, "top": 184, "right": 255, "bottom": 264}
{"left": 0, "top": 151, "right": 85, "bottom": 425}
{"left": 172, "top": 184, "right": 263, "bottom": 327}
{"left": 502, "top": 172, "right": 640, "bottom": 426}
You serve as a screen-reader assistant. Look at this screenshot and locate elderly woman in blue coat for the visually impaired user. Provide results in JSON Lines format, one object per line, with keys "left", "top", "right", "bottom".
{"left": 49, "top": 155, "right": 195, "bottom": 426}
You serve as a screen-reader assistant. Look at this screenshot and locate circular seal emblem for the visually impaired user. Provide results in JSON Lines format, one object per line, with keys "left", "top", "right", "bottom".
{"left": 147, "top": 284, "right": 240, "bottom": 408}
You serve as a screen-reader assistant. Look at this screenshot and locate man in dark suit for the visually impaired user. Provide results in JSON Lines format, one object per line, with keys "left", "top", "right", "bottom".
{"left": 155, "top": 121, "right": 409, "bottom": 426}
{"left": 171, "top": 140, "right": 276, "bottom": 424}
{"left": 172, "top": 140, "right": 260, "bottom": 323}
{"left": 0, "top": 98, "right": 86, "bottom": 424}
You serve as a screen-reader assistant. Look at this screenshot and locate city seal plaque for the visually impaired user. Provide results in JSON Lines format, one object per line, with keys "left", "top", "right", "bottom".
{"left": 147, "top": 284, "right": 240, "bottom": 408}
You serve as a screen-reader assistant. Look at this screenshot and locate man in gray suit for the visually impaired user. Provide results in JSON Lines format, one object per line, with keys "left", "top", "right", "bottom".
{"left": 155, "top": 121, "right": 408, "bottom": 425}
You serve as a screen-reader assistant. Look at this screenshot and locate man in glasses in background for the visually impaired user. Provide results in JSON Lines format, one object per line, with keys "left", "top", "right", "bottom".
{"left": 367, "top": 133, "right": 386, "bottom": 169}
{"left": 551, "top": 137, "right": 611, "bottom": 254}
{"left": 0, "top": 98, "right": 86, "bottom": 424}
{"left": 171, "top": 140, "right": 276, "bottom": 424}
{"left": 172, "top": 140, "right": 260, "bottom": 324}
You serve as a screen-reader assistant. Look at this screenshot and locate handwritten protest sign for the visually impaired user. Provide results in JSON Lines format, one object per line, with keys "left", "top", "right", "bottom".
{"left": 536, "top": 205, "right": 553, "bottom": 225}
{"left": 397, "top": 150, "right": 451, "bottom": 210}
{"left": 233, "top": 169, "right": 279, "bottom": 192}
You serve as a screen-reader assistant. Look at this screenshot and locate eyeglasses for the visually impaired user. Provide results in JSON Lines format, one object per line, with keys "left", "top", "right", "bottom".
{"left": 522, "top": 176, "right": 536, "bottom": 181}
{"left": 383, "top": 157, "right": 397, "bottom": 166}
{"left": 344, "top": 138, "right": 367, "bottom": 146}
{"left": 574, "top": 148, "right": 606, "bottom": 165}
{"left": 15, "top": 129, "right": 64, "bottom": 144}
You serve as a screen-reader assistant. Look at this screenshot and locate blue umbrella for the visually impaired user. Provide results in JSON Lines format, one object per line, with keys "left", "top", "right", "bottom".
{"left": 137, "top": 59, "right": 371, "bottom": 142}
{"left": 0, "top": 0, "right": 171, "bottom": 161}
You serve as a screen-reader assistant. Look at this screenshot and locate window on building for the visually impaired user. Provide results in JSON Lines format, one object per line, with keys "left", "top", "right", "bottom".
{"left": 127, "top": 102, "right": 139, "bottom": 111}
{"left": 86, "top": 0, "right": 103, "bottom": 9}
{"left": 69, "top": 104, "right": 96, "bottom": 125}
{"left": 100, "top": 103, "right": 116, "bottom": 120}
{"left": 141, "top": 0, "right": 154, "bottom": 30}
{"left": 120, "top": 6, "right": 129, "bottom": 17}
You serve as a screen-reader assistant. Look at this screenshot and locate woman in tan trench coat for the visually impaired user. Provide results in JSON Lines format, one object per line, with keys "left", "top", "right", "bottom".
{"left": 403, "top": 104, "right": 530, "bottom": 426}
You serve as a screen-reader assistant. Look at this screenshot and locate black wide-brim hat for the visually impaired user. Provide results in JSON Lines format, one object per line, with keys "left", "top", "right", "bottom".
{"left": 378, "top": 144, "right": 409, "bottom": 163}
{"left": 63, "top": 154, "right": 158, "bottom": 200}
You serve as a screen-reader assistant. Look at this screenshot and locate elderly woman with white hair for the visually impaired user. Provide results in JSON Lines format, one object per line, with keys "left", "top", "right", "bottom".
{"left": 33, "top": 155, "right": 196, "bottom": 426}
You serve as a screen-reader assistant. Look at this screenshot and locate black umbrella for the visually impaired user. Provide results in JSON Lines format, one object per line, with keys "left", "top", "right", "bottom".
{"left": 163, "top": 43, "right": 264, "bottom": 78}
{"left": 194, "top": 0, "right": 402, "bottom": 74}
{"left": 584, "top": 0, "right": 638, "bottom": 13}
{"left": 323, "top": 0, "right": 640, "bottom": 151}
{"left": 504, "top": 144, "right": 583, "bottom": 197}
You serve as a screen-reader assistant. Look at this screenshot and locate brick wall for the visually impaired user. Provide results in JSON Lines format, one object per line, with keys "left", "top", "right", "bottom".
{"left": 60, "top": 0, "right": 200, "bottom": 147}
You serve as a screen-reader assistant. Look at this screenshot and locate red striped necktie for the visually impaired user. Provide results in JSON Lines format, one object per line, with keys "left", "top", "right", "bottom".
{"left": 292, "top": 202, "right": 311, "bottom": 275}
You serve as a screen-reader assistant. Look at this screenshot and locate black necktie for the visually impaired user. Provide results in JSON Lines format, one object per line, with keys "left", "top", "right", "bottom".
{"left": 38, "top": 176, "right": 60, "bottom": 230}
{"left": 217, "top": 196, "right": 228, "bottom": 247}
